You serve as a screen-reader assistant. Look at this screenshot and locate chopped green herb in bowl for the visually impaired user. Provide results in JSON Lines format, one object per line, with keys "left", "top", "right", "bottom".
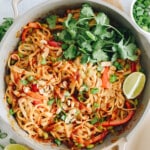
{"left": 131, "top": 0, "right": 150, "bottom": 34}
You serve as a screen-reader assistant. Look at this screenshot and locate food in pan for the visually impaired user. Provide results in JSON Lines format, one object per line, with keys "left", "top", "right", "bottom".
{"left": 5, "top": 3, "right": 146, "bottom": 149}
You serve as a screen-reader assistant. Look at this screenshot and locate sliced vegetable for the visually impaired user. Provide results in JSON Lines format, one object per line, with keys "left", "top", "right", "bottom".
{"left": 54, "top": 139, "right": 61, "bottom": 146}
{"left": 101, "top": 67, "right": 110, "bottom": 88}
{"left": 48, "top": 40, "right": 61, "bottom": 47}
{"left": 47, "top": 98, "right": 55, "bottom": 105}
{"left": 9, "top": 109, "right": 15, "bottom": 115}
{"left": 27, "top": 75, "right": 34, "bottom": 82}
{"left": 102, "top": 101, "right": 134, "bottom": 127}
{"left": 32, "top": 100, "right": 41, "bottom": 105}
{"left": 131, "top": 61, "right": 137, "bottom": 72}
{"left": 93, "top": 102, "right": 100, "bottom": 109}
{"left": 90, "top": 116, "right": 99, "bottom": 124}
{"left": 41, "top": 57, "right": 47, "bottom": 65}
{"left": 84, "top": 131, "right": 108, "bottom": 146}
{"left": 31, "top": 84, "right": 39, "bottom": 92}
{"left": 90, "top": 88, "right": 99, "bottom": 94}
{"left": 21, "top": 22, "right": 41, "bottom": 41}
{"left": 109, "top": 74, "right": 117, "bottom": 83}
{"left": 113, "top": 61, "right": 123, "bottom": 70}
{"left": 20, "top": 79, "right": 28, "bottom": 85}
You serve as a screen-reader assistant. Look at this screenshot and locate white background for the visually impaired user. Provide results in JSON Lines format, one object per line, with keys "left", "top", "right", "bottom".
{"left": 0, "top": 0, "right": 150, "bottom": 150}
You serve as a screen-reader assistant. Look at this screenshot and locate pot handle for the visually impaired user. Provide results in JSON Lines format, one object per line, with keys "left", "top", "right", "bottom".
{"left": 12, "top": 0, "right": 23, "bottom": 18}
{"left": 102, "top": 137, "right": 127, "bottom": 150}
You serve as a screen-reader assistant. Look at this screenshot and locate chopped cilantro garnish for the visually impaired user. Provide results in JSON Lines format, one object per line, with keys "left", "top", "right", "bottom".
{"left": 133, "top": 0, "right": 150, "bottom": 32}
{"left": 46, "top": 15, "right": 57, "bottom": 29}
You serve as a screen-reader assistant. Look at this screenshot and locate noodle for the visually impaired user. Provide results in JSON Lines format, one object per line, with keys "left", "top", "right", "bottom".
{"left": 5, "top": 4, "right": 143, "bottom": 150}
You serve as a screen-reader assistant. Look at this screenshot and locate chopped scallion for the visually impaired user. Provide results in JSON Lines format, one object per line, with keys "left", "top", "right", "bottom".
{"left": 47, "top": 98, "right": 55, "bottom": 105}
{"left": 20, "top": 79, "right": 28, "bottom": 85}
{"left": 9, "top": 108, "right": 15, "bottom": 115}
{"left": 90, "top": 88, "right": 99, "bottom": 94}
{"left": 54, "top": 138, "right": 61, "bottom": 146}
{"left": 109, "top": 74, "right": 117, "bottom": 83}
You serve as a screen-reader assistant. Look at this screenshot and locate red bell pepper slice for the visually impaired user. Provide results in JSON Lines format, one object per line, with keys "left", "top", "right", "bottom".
{"left": 21, "top": 22, "right": 41, "bottom": 41}
{"left": 48, "top": 40, "right": 61, "bottom": 47}
{"left": 102, "top": 101, "right": 134, "bottom": 127}
{"left": 84, "top": 131, "right": 108, "bottom": 146}
{"left": 32, "top": 100, "right": 41, "bottom": 105}
{"left": 131, "top": 61, "right": 137, "bottom": 72}
{"left": 101, "top": 66, "right": 110, "bottom": 88}
{"left": 31, "top": 84, "right": 39, "bottom": 92}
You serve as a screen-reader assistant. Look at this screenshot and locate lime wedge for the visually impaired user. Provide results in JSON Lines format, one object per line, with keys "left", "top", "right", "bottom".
{"left": 4, "top": 144, "right": 30, "bottom": 150}
{"left": 123, "top": 72, "right": 146, "bottom": 99}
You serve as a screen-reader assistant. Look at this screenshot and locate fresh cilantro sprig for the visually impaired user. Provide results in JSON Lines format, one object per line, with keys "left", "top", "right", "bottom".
{"left": 46, "top": 3, "right": 138, "bottom": 64}
{"left": 0, "top": 18, "right": 13, "bottom": 41}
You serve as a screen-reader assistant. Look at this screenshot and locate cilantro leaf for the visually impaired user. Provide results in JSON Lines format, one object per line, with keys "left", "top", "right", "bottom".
{"left": 80, "top": 54, "right": 90, "bottom": 64}
{"left": 64, "top": 13, "right": 72, "bottom": 28}
{"left": 80, "top": 3, "right": 95, "bottom": 18}
{"left": 95, "top": 12, "right": 109, "bottom": 25}
{"left": 63, "top": 44, "right": 77, "bottom": 59}
{"left": 59, "top": 30, "right": 73, "bottom": 44}
{"left": 92, "top": 49, "right": 109, "bottom": 61}
{"left": 46, "top": 15, "right": 57, "bottom": 29}
{"left": 117, "top": 39, "right": 138, "bottom": 61}
{"left": 80, "top": 41, "right": 92, "bottom": 52}
{"left": 55, "top": 3, "right": 139, "bottom": 64}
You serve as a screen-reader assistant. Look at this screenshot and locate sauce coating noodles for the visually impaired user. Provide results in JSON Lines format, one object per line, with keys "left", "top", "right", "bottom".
{"left": 5, "top": 4, "right": 142, "bottom": 150}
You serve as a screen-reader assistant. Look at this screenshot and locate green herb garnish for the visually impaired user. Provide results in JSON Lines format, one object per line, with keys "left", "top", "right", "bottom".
{"left": 20, "top": 79, "right": 28, "bottom": 85}
{"left": 46, "top": 15, "right": 57, "bottom": 29}
{"left": 109, "top": 74, "right": 117, "bottom": 83}
{"left": 9, "top": 108, "right": 15, "bottom": 115}
{"left": 90, "top": 116, "right": 99, "bottom": 124}
{"left": 0, "top": 18, "right": 13, "bottom": 41}
{"left": 133, "top": 0, "right": 150, "bottom": 32}
{"left": 55, "top": 3, "right": 138, "bottom": 63}
{"left": 90, "top": 88, "right": 99, "bottom": 94}
{"left": 47, "top": 98, "right": 55, "bottom": 105}
{"left": 0, "top": 132, "right": 7, "bottom": 139}
{"left": 9, "top": 138, "right": 17, "bottom": 144}
{"left": 41, "top": 57, "right": 47, "bottom": 65}
{"left": 54, "top": 138, "right": 61, "bottom": 146}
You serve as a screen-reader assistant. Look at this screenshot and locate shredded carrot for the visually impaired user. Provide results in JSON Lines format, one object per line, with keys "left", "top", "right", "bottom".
{"left": 101, "top": 67, "right": 110, "bottom": 88}
{"left": 27, "top": 91, "right": 46, "bottom": 100}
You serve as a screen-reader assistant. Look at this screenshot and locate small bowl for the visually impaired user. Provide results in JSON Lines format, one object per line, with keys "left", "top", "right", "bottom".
{"left": 130, "top": 0, "right": 150, "bottom": 39}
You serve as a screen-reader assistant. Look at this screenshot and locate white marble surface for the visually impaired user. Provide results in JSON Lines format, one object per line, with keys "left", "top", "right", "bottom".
{"left": 0, "top": 0, "right": 150, "bottom": 150}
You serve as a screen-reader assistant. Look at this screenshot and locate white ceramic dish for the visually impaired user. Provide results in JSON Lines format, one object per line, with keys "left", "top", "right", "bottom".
{"left": 0, "top": 0, "right": 150, "bottom": 150}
